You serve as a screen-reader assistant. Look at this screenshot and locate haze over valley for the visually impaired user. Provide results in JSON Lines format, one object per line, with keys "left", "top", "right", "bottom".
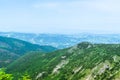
{"left": 0, "top": 0, "right": 120, "bottom": 80}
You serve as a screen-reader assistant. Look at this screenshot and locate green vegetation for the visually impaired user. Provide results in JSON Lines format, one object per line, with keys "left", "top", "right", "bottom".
{"left": 0, "top": 68, "right": 32, "bottom": 80}
{"left": 0, "top": 68, "right": 13, "bottom": 80}
{"left": 0, "top": 36, "right": 56, "bottom": 67}
{"left": 6, "top": 42, "right": 120, "bottom": 80}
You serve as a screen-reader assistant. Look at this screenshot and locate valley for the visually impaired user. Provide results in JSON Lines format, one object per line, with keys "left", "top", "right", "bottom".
{"left": 0, "top": 34, "right": 120, "bottom": 80}
{"left": 1, "top": 32, "right": 120, "bottom": 49}
{"left": 1, "top": 0, "right": 120, "bottom": 79}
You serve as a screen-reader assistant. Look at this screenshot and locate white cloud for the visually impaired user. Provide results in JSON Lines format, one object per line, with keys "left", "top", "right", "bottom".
{"left": 88, "top": 0, "right": 120, "bottom": 13}
{"left": 33, "top": 2, "right": 59, "bottom": 9}
{"left": 66, "top": 0, "right": 120, "bottom": 13}
{"left": 1, "top": 0, "right": 120, "bottom": 33}
{"left": 32, "top": 0, "right": 120, "bottom": 15}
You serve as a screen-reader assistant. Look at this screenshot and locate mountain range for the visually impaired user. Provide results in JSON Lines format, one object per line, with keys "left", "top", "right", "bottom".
{"left": 0, "top": 33, "right": 120, "bottom": 80}
{"left": 0, "top": 36, "right": 56, "bottom": 67}
{"left": 0, "top": 32, "right": 120, "bottom": 49}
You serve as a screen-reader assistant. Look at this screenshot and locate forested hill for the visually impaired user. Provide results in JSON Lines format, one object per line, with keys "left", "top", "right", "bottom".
{"left": 7, "top": 42, "right": 120, "bottom": 80}
{"left": 0, "top": 36, "right": 56, "bottom": 67}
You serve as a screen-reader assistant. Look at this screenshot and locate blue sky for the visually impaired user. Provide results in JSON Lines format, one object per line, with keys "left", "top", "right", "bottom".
{"left": 0, "top": 0, "right": 120, "bottom": 34}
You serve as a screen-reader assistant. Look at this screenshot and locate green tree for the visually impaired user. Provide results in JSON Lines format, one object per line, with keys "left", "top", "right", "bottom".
{"left": 0, "top": 68, "right": 13, "bottom": 80}
{"left": 19, "top": 73, "right": 31, "bottom": 80}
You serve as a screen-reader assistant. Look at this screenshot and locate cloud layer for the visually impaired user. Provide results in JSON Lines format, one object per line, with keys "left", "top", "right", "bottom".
{"left": 0, "top": 0, "right": 120, "bottom": 34}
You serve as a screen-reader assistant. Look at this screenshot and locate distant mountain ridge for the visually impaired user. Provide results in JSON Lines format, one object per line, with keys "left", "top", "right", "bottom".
{"left": 0, "top": 32, "right": 120, "bottom": 49}
{"left": 0, "top": 36, "right": 56, "bottom": 67}
{"left": 7, "top": 42, "right": 120, "bottom": 80}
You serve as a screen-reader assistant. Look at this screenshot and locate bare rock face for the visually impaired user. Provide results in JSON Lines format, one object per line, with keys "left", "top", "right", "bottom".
{"left": 52, "top": 60, "right": 69, "bottom": 74}
{"left": 7, "top": 42, "right": 120, "bottom": 80}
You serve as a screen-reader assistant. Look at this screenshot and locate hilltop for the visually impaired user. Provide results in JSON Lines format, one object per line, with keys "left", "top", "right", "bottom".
{"left": 7, "top": 42, "right": 120, "bottom": 80}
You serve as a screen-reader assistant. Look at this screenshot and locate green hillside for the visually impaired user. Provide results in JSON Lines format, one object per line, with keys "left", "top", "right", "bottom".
{"left": 7, "top": 42, "right": 120, "bottom": 80}
{"left": 0, "top": 36, "right": 56, "bottom": 67}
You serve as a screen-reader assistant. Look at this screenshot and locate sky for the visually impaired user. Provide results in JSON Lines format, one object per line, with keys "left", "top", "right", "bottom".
{"left": 0, "top": 0, "right": 120, "bottom": 34}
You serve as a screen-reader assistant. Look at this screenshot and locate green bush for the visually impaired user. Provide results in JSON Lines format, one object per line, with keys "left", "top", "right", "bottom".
{"left": 0, "top": 68, "right": 13, "bottom": 80}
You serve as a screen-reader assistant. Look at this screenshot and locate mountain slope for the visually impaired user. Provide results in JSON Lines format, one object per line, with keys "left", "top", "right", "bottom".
{"left": 7, "top": 42, "right": 120, "bottom": 80}
{"left": 0, "top": 36, "right": 56, "bottom": 67}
